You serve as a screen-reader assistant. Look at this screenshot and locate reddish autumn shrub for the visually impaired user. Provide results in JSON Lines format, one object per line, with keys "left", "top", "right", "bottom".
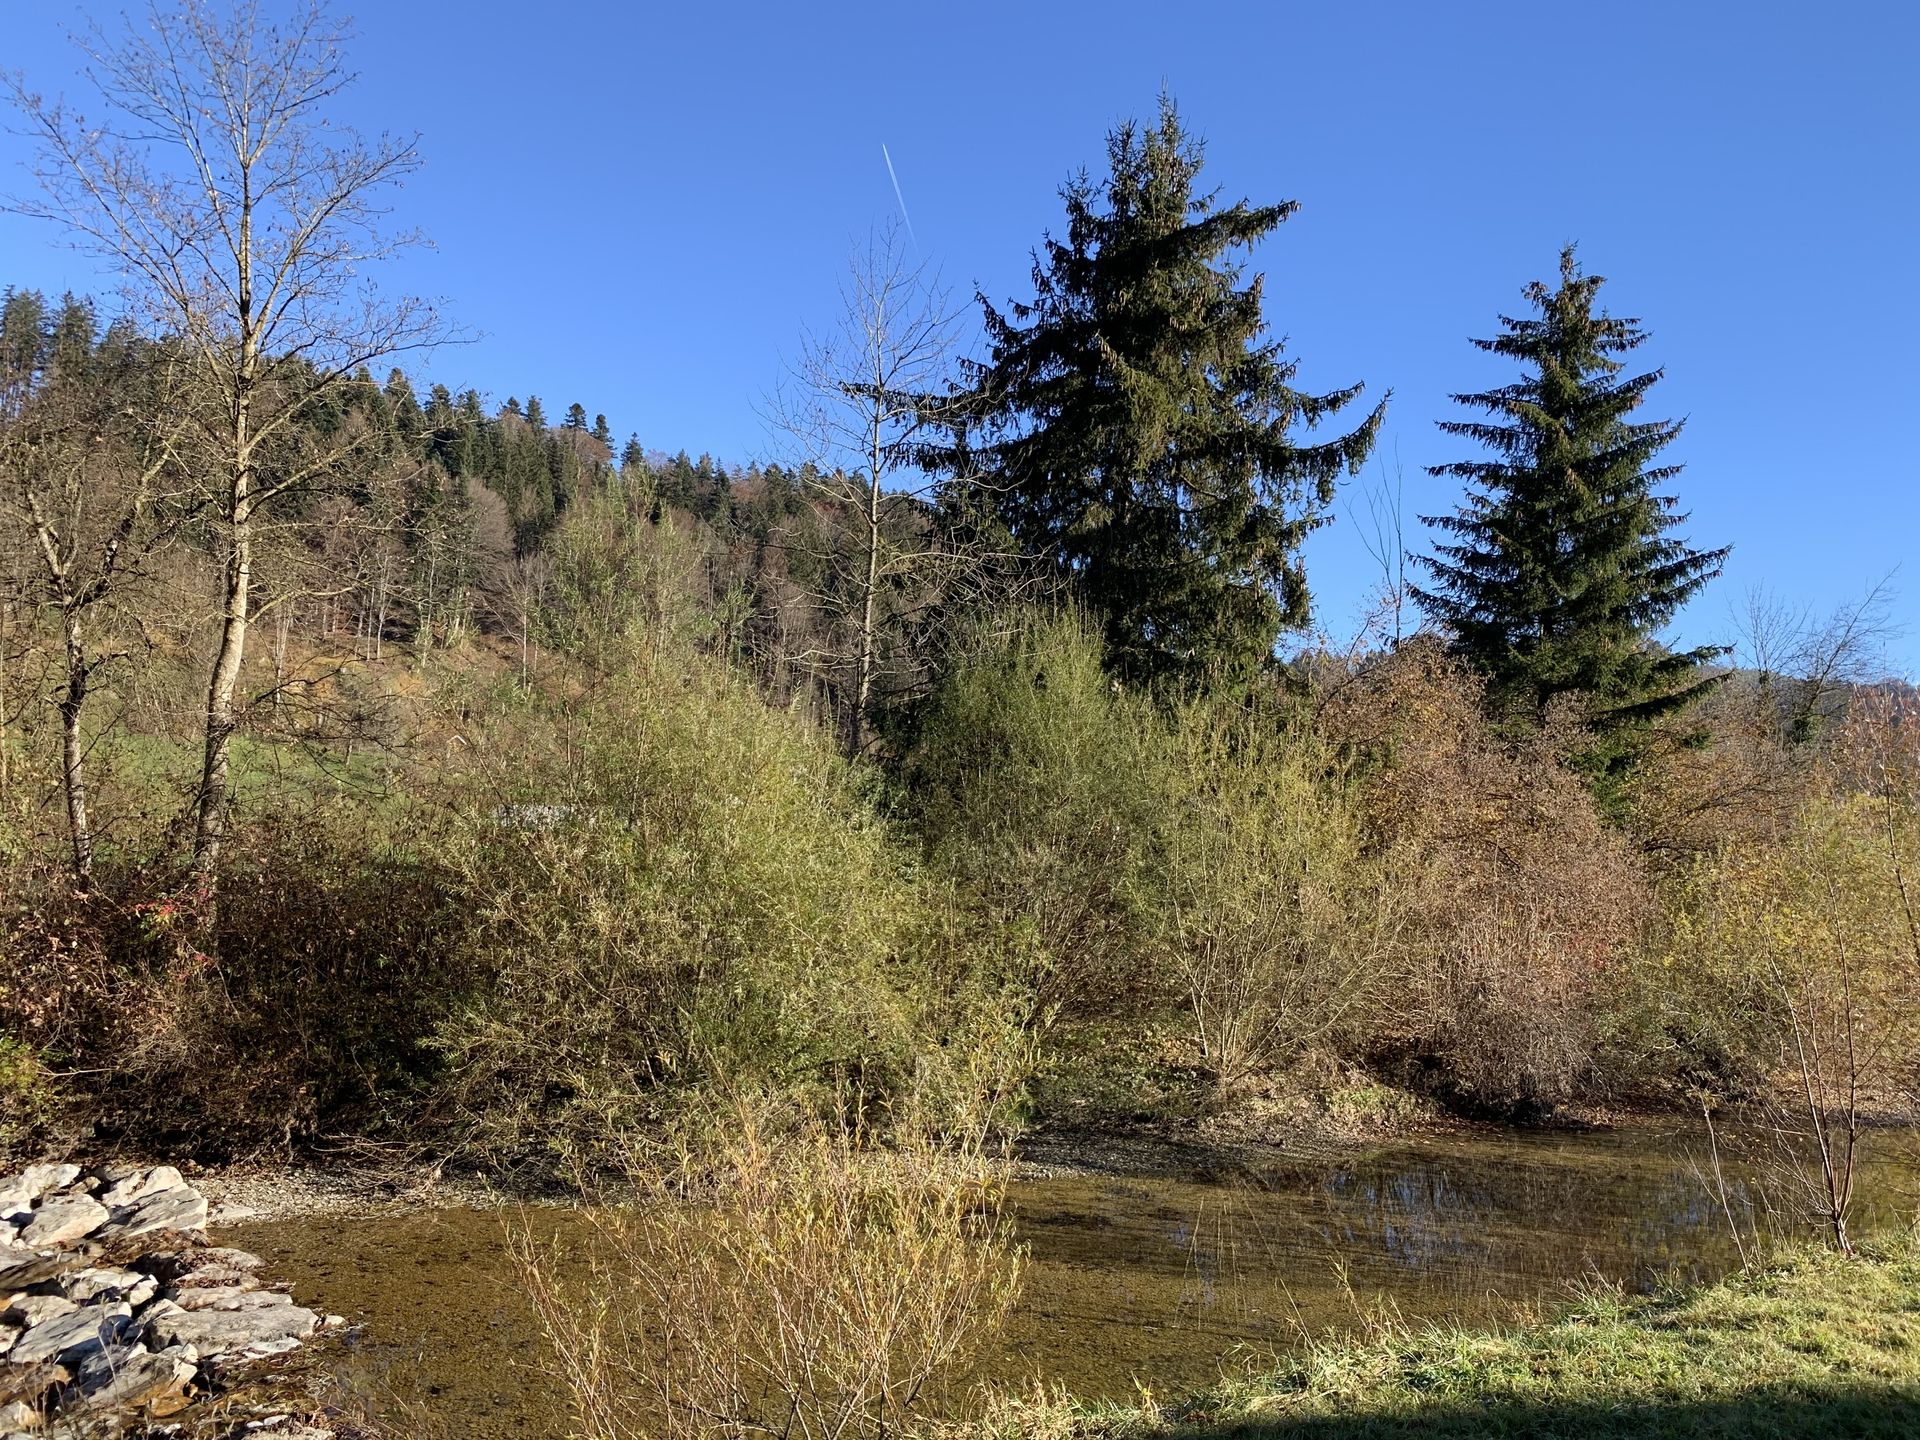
{"left": 1323, "top": 642, "right": 1651, "bottom": 1116}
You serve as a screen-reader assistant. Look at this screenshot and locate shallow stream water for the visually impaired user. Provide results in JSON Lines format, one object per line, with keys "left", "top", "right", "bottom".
{"left": 223, "top": 1120, "right": 1917, "bottom": 1437}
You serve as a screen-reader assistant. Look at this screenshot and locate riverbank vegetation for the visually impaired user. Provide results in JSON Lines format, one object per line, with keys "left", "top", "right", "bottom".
{"left": 2, "top": 7, "right": 1916, "bottom": 1439}
{"left": 1, "top": 2, "right": 1915, "bottom": 1227}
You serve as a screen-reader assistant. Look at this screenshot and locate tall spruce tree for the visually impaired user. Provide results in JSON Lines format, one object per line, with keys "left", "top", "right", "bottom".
{"left": 1414, "top": 247, "right": 1729, "bottom": 750}
{"left": 941, "top": 96, "right": 1384, "bottom": 687}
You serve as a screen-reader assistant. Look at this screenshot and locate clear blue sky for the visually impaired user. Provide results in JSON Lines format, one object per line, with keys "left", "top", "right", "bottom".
{"left": 3, "top": 1, "right": 1915, "bottom": 672}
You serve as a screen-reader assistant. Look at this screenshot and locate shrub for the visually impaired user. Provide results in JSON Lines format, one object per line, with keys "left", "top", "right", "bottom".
{"left": 1641, "top": 771, "right": 1919, "bottom": 1248}
{"left": 902, "top": 611, "right": 1169, "bottom": 1021}
{"left": 0, "top": 788, "right": 462, "bottom": 1161}
{"left": 518, "top": 1098, "right": 1024, "bottom": 1440}
{"left": 1149, "top": 704, "right": 1398, "bottom": 1091}
{"left": 1324, "top": 643, "right": 1649, "bottom": 1115}
{"left": 428, "top": 641, "right": 978, "bottom": 1176}
{"left": 1624, "top": 695, "right": 1919, "bottom": 1095}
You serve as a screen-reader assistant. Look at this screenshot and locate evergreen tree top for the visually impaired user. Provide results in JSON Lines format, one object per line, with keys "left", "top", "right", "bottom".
{"left": 943, "top": 94, "right": 1385, "bottom": 687}
{"left": 1414, "top": 246, "right": 1729, "bottom": 763}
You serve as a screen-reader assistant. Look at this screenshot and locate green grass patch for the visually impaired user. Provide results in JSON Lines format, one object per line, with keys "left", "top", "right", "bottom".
{"left": 985, "top": 1244, "right": 1920, "bottom": 1439}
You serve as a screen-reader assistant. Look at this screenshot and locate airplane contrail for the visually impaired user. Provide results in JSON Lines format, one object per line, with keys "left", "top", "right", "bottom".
{"left": 881, "top": 143, "right": 919, "bottom": 252}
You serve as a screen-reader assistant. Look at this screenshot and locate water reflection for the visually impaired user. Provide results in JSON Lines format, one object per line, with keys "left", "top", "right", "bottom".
{"left": 227, "top": 1120, "right": 1917, "bottom": 1432}
{"left": 994, "top": 1123, "right": 1914, "bottom": 1396}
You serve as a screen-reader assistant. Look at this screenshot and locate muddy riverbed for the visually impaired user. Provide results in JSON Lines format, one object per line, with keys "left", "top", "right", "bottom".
{"left": 220, "top": 1120, "right": 1917, "bottom": 1438}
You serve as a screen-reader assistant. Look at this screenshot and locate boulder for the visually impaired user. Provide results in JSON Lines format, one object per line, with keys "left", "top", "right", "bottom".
{"left": 8, "top": 1302, "right": 133, "bottom": 1366}
{"left": 152, "top": 1246, "right": 267, "bottom": 1292}
{"left": 169, "top": 1286, "right": 290, "bottom": 1313}
{"left": 2, "top": 1297, "right": 75, "bottom": 1330}
{"left": 140, "top": 1296, "right": 317, "bottom": 1356}
{"left": 17, "top": 1196, "right": 108, "bottom": 1249}
{"left": 169, "top": 1265, "right": 259, "bottom": 1293}
{"left": 4, "top": 1166, "right": 80, "bottom": 1214}
{"left": 97, "top": 1167, "right": 184, "bottom": 1210}
{"left": 0, "top": 1361, "right": 70, "bottom": 1406}
{"left": 69, "top": 1341, "right": 197, "bottom": 1415}
{"left": 99, "top": 1188, "right": 207, "bottom": 1240}
{"left": 0, "top": 1254, "right": 81, "bottom": 1292}
{"left": 197, "top": 1247, "right": 265, "bottom": 1272}
{"left": 63, "top": 1267, "right": 157, "bottom": 1308}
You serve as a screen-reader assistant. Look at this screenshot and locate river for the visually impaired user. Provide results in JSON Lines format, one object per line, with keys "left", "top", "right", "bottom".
{"left": 222, "top": 1119, "right": 1917, "bottom": 1436}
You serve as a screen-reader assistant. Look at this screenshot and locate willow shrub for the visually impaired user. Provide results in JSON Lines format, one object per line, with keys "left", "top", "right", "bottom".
{"left": 518, "top": 1097, "right": 1024, "bottom": 1440}
{"left": 1640, "top": 790, "right": 1920, "bottom": 1097}
{"left": 1149, "top": 706, "right": 1398, "bottom": 1092}
{"left": 428, "top": 642, "right": 1003, "bottom": 1176}
{"left": 902, "top": 610, "right": 1170, "bottom": 1021}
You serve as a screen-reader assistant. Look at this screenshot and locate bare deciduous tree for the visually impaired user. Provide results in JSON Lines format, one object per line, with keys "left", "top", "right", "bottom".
{"left": 1, "top": 341, "right": 190, "bottom": 885}
{"left": 6, "top": 0, "right": 447, "bottom": 881}
{"left": 769, "top": 225, "right": 998, "bottom": 754}
{"left": 1736, "top": 576, "right": 1903, "bottom": 745}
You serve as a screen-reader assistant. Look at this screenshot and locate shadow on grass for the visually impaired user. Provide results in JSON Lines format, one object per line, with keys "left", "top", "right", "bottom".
{"left": 1183, "top": 1385, "right": 1920, "bottom": 1439}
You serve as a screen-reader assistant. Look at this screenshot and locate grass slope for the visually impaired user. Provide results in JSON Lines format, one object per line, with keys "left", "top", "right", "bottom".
{"left": 1009, "top": 1244, "right": 1920, "bottom": 1439}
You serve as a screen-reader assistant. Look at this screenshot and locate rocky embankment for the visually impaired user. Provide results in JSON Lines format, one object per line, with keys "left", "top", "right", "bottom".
{"left": 1, "top": 1163, "right": 339, "bottom": 1436}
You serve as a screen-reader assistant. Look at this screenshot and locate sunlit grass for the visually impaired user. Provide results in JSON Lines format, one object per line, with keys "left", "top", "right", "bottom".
{"left": 973, "top": 1242, "right": 1920, "bottom": 1439}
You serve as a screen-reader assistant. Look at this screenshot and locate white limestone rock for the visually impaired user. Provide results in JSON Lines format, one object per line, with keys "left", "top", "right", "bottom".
{"left": 71, "top": 1340, "right": 198, "bottom": 1414}
{"left": 7, "top": 1301, "right": 133, "bottom": 1366}
{"left": 63, "top": 1267, "right": 158, "bottom": 1308}
{"left": 97, "top": 1167, "right": 184, "bottom": 1210}
{"left": 17, "top": 1196, "right": 108, "bottom": 1249}
{"left": 3, "top": 1296, "right": 75, "bottom": 1330}
{"left": 140, "top": 1296, "right": 317, "bottom": 1356}
{"left": 99, "top": 1186, "right": 207, "bottom": 1240}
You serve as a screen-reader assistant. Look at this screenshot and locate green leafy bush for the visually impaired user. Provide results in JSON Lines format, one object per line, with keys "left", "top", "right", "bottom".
{"left": 902, "top": 611, "right": 1169, "bottom": 1021}
{"left": 428, "top": 641, "right": 991, "bottom": 1175}
{"left": 1151, "top": 704, "right": 1397, "bottom": 1090}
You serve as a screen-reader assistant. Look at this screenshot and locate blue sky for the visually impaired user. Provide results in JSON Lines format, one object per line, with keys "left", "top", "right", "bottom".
{"left": 3, "top": 1, "right": 1915, "bottom": 671}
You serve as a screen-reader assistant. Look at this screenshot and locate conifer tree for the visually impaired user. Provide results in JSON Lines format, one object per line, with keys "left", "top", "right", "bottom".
{"left": 591, "top": 414, "right": 612, "bottom": 448}
{"left": 384, "top": 367, "right": 421, "bottom": 446}
{"left": 523, "top": 395, "right": 546, "bottom": 430}
{"left": 563, "top": 401, "right": 588, "bottom": 431}
{"left": 1413, "top": 247, "right": 1729, "bottom": 750}
{"left": 939, "top": 95, "right": 1385, "bottom": 687}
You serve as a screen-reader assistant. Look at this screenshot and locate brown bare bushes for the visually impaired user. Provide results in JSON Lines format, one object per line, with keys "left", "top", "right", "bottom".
{"left": 518, "top": 1101, "right": 1024, "bottom": 1440}
{"left": 1324, "top": 644, "right": 1650, "bottom": 1115}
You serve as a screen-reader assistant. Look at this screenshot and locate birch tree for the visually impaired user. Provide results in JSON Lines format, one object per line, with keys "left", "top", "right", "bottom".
{"left": 5, "top": 0, "right": 444, "bottom": 881}
{"left": 771, "top": 225, "right": 998, "bottom": 755}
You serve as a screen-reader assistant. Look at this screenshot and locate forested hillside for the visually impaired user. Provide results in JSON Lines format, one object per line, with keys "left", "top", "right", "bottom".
{"left": 0, "top": 10, "right": 1913, "bottom": 1199}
